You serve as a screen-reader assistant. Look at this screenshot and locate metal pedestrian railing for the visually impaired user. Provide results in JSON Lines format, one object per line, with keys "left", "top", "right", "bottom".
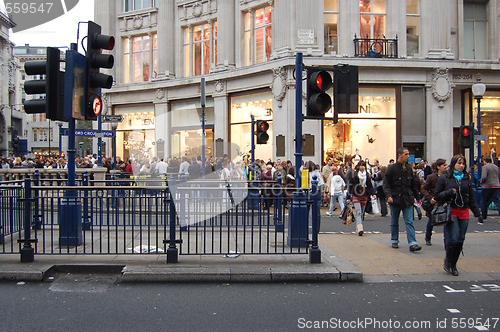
{"left": 0, "top": 173, "right": 322, "bottom": 263}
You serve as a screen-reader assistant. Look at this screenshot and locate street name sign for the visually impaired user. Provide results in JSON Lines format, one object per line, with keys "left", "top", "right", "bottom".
{"left": 102, "top": 115, "right": 124, "bottom": 122}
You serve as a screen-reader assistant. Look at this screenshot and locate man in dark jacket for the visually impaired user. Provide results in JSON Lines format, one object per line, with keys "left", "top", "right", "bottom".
{"left": 383, "top": 147, "right": 422, "bottom": 252}
{"left": 480, "top": 156, "right": 500, "bottom": 220}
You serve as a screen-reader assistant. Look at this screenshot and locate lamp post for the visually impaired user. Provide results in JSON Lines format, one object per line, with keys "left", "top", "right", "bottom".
{"left": 472, "top": 77, "right": 486, "bottom": 184}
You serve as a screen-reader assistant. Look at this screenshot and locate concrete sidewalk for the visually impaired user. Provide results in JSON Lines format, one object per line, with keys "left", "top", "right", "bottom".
{"left": 319, "top": 232, "right": 500, "bottom": 283}
{"left": 0, "top": 212, "right": 498, "bottom": 284}
{"left": 0, "top": 245, "right": 362, "bottom": 283}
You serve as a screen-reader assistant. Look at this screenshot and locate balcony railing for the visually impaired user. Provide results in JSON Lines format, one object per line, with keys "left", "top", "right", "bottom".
{"left": 354, "top": 35, "right": 398, "bottom": 58}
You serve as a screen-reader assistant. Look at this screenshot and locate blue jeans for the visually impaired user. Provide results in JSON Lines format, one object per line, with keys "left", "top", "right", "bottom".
{"left": 328, "top": 192, "right": 345, "bottom": 214}
{"left": 444, "top": 216, "right": 468, "bottom": 245}
{"left": 425, "top": 217, "right": 434, "bottom": 242}
{"left": 390, "top": 205, "right": 418, "bottom": 247}
{"left": 481, "top": 188, "right": 500, "bottom": 219}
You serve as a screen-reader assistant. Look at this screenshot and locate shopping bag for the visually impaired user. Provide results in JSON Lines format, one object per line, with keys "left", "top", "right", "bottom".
{"left": 370, "top": 196, "right": 380, "bottom": 214}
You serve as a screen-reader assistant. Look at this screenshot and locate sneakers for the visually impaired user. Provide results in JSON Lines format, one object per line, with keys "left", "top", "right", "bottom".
{"left": 391, "top": 243, "right": 399, "bottom": 249}
{"left": 409, "top": 244, "right": 422, "bottom": 252}
{"left": 426, "top": 240, "right": 432, "bottom": 246}
{"left": 325, "top": 212, "right": 332, "bottom": 216}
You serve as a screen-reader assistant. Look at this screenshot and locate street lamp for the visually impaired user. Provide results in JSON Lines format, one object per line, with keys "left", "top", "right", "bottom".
{"left": 472, "top": 77, "right": 486, "bottom": 184}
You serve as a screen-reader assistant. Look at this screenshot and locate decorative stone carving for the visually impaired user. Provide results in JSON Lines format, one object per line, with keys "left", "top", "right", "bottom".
{"left": 271, "top": 67, "right": 287, "bottom": 107}
{"left": 179, "top": 0, "right": 216, "bottom": 21}
{"left": 193, "top": 2, "right": 203, "bottom": 17}
{"left": 431, "top": 69, "right": 452, "bottom": 107}
{"left": 118, "top": 8, "right": 158, "bottom": 32}
{"left": 214, "top": 80, "right": 225, "bottom": 94}
{"left": 133, "top": 15, "right": 143, "bottom": 29}
{"left": 156, "top": 88, "right": 166, "bottom": 100}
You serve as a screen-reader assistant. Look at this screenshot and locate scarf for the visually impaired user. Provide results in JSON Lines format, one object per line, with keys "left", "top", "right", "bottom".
{"left": 357, "top": 170, "right": 367, "bottom": 187}
{"left": 453, "top": 170, "right": 464, "bottom": 182}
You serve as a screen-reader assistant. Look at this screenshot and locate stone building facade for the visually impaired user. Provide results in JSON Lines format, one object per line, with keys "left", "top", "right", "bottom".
{"left": 91, "top": 0, "right": 500, "bottom": 166}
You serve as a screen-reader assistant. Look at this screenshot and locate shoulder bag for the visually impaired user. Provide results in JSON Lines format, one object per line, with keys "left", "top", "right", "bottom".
{"left": 431, "top": 202, "right": 452, "bottom": 226}
{"left": 421, "top": 197, "right": 434, "bottom": 213}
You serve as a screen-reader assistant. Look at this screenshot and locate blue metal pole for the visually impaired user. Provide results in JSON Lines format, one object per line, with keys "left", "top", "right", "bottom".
{"left": 201, "top": 77, "right": 206, "bottom": 180}
{"left": 295, "top": 53, "right": 303, "bottom": 188}
{"left": 98, "top": 114, "right": 102, "bottom": 167}
{"left": 20, "top": 178, "right": 35, "bottom": 262}
{"left": 288, "top": 52, "right": 308, "bottom": 248}
{"left": 58, "top": 123, "right": 63, "bottom": 156}
{"left": 476, "top": 97, "right": 482, "bottom": 182}
{"left": 249, "top": 115, "right": 259, "bottom": 209}
{"left": 309, "top": 176, "right": 321, "bottom": 263}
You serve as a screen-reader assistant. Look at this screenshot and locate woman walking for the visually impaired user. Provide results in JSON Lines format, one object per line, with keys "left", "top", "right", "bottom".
{"left": 326, "top": 169, "right": 346, "bottom": 216}
{"left": 348, "top": 161, "right": 376, "bottom": 236}
{"left": 421, "top": 158, "right": 447, "bottom": 246}
{"left": 435, "top": 155, "right": 482, "bottom": 276}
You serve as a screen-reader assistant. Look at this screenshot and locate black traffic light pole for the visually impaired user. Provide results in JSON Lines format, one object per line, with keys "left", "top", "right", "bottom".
{"left": 288, "top": 52, "right": 308, "bottom": 249}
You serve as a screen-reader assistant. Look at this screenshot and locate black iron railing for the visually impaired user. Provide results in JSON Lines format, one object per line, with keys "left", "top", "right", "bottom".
{"left": 354, "top": 34, "right": 398, "bottom": 58}
{"left": 0, "top": 173, "right": 323, "bottom": 263}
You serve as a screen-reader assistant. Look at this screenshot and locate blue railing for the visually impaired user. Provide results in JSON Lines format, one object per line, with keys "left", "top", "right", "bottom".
{"left": 0, "top": 173, "right": 322, "bottom": 263}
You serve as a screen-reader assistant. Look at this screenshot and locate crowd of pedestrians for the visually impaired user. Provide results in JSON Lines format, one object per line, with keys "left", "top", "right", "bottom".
{"left": 3, "top": 146, "right": 499, "bottom": 276}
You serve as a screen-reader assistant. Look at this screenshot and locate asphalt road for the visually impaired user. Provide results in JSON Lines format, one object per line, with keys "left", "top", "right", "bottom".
{"left": 1, "top": 279, "right": 499, "bottom": 331}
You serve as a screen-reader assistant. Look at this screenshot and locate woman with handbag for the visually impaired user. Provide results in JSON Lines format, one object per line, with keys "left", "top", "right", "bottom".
{"left": 421, "top": 158, "right": 447, "bottom": 246}
{"left": 435, "top": 155, "right": 482, "bottom": 276}
{"left": 348, "top": 160, "right": 376, "bottom": 236}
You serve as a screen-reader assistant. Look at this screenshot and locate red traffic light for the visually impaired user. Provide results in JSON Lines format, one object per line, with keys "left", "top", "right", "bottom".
{"left": 308, "top": 70, "right": 332, "bottom": 92}
{"left": 260, "top": 121, "right": 269, "bottom": 132}
{"left": 462, "top": 127, "right": 469, "bottom": 136}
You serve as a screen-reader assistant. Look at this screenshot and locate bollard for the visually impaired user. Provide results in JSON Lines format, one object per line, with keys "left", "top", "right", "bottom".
{"left": 18, "top": 178, "right": 36, "bottom": 262}
{"left": 82, "top": 172, "right": 91, "bottom": 230}
{"left": 275, "top": 173, "right": 284, "bottom": 232}
{"left": 288, "top": 191, "right": 308, "bottom": 248}
{"left": 309, "top": 176, "right": 321, "bottom": 263}
{"left": 32, "top": 169, "right": 42, "bottom": 230}
{"left": 164, "top": 175, "right": 182, "bottom": 263}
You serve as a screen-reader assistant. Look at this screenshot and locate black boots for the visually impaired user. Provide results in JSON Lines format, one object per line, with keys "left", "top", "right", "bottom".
{"left": 445, "top": 242, "right": 463, "bottom": 276}
{"left": 443, "top": 243, "right": 451, "bottom": 274}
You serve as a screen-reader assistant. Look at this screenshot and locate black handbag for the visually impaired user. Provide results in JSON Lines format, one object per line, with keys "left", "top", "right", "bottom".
{"left": 421, "top": 197, "right": 434, "bottom": 213}
{"left": 431, "top": 202, "right": 452, "bottom": 226}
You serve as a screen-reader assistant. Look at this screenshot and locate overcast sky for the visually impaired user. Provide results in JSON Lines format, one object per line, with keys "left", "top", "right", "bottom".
{"left": 9, "top": 0, "right": 94, "bottom": 49}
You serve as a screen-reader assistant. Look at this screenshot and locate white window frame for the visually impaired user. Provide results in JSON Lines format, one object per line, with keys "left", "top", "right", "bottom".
{"left": 123, "top": 33, "right": 158, "bottom": 83}
{"left": 183, "top": 21, "right": 218, "bottom": 77}
{"left": 124, "top": 0, "right": 156, "bottom": 12}
{"left": 406, "top": 0, "right": 420, "bottom": 56}
{"left": 359, "top": 0, "right": 386, "bottom": 39}
{"left": 324, "top": 0, "right": 339, "bottom": 55}
{"left": 243, "top": 5, "right": 273, "bottom": 66}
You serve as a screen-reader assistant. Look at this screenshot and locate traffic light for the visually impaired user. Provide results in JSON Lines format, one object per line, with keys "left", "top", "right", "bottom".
{"left": 23, "top": 47, "right": 64, "bottom": 120}
{"left": 334, "top": 64, "right": 358, "bottom": 114}
{"left": 256, "top": 120, "right": 269, "bottom": 144}
{"left": 460, "top": 125, "right": 473, "bottom": 149}
{"left": 85, "top": 21, "right": 115, "bottom": 120}
{"left": 306, "top": 69, "right": 333, "bottom": 118}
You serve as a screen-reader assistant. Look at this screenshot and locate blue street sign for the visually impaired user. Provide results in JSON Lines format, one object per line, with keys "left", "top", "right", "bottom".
{"left": 63, "top": 130, "right": 115, "bottom": 137}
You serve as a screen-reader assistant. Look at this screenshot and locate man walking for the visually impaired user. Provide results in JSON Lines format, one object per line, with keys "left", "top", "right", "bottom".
{"left": 480, "top": 156, "right": 500, "bottom": 222}
{"left": 383, "top": 147, "right": 422, "bottom": 252}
